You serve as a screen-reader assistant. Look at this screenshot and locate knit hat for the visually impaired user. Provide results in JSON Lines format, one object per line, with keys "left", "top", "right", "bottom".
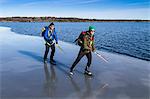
{"left": 89, "top": 26, "right": 95, "bottom": 31}
{"left": 49, "top": 22, "right": 54, "bottom": 27}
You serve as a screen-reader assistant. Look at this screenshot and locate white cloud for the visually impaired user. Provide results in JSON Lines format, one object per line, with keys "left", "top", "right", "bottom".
{"left": 1, "top": 8, "right": 149, "bottom": 20}
{"left": 46, "top": 8, "right": 149, "bottom": 20}
{"left": 21, "top": 0, "right": 101, "bottom": 7}
{"left": 0, "top": 0, "right": 149, "bottom": 20}
{"left": 127, "top": 1, "right": 150, "bottom": 6}
{"left": 97, "top": 8, "right": 150, "bottom": 19}
{"left": 0, "top": 0, "right": 8, "bottom": 4}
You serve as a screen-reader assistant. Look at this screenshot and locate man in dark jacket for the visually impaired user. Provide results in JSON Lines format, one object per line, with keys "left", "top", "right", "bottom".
{"left": 42, "top": 22, "right": 58, "bottom": 65}
{"left": 70, "top": 26, "right": 96, "bottom": 76}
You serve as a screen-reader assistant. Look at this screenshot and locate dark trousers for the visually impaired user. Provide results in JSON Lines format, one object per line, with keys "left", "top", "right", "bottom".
{"left": 70, "top": 48, "right": 92, "bottom": 71}
{"left": 44, "top": 44, "right": 55, "bottom": 60}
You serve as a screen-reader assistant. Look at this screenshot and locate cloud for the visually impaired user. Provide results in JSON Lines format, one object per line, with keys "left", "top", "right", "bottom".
{"left": 71, "top": 0, "right": 100, "bottom": 5}
{"left": 0, "top": 0, "right": 149, "bottom": 19}
{"left": 127, "top": 1, "right": 150, "bottom": 7}
{"left": 0, "top": 0, "right": 8, "bottom": 4}
{"left": 89, "top": 8, "right": 150, "bottom": 19}
{"left": 22, "top": 0, "right": 101, "bottom": 7}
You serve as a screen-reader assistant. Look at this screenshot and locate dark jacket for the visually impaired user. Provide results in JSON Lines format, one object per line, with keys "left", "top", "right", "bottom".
{"left": 77, "top": 31, "right": 96, "bottom": 53}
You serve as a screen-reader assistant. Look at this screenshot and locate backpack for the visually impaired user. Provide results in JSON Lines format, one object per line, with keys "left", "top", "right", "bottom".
{"left": 74, "top": 31, "right": 86, "bottom": 46}
{"left": 40, "top": 27, "right": 46, "bottom": 37}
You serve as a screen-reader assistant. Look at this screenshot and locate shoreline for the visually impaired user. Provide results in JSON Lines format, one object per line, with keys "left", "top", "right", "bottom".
{"left": 0, "top": 17, "right": 149, "bottom": 22}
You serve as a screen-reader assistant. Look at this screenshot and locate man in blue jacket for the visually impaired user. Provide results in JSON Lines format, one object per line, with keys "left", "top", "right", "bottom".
{"left": 42, "top": 22, "right": 58, "bottom": 65}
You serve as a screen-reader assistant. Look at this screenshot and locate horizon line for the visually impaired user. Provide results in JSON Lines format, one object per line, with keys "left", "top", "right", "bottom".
{"left": 0, "top": 16, "right": 149, "bottom": 20}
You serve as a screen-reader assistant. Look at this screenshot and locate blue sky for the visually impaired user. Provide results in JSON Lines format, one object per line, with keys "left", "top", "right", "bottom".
{"left": 0, "top": 0, "right": 149, "bottom": 19}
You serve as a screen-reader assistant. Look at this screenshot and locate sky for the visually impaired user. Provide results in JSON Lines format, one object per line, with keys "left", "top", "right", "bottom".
{"left": 0, "top": 0, "right": 150, "bottom": 19}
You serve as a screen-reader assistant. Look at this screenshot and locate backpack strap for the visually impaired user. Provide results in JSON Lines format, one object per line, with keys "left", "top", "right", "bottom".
{"left": 81, "top": 31, "right": 86, "bottom": 35}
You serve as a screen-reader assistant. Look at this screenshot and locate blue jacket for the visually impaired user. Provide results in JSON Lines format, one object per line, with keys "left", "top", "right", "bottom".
{"left": 44, "top": 27, "right": 58, "bottom": 44}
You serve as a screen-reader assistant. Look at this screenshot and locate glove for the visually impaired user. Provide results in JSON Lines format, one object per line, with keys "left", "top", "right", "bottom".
{"left": 42, "top": 27, "right": 45, "bottom": 32}
{"left": 56, "top": 43, "right": 58, "bottom": 46}
{"left": 92, "top": 48, "right": 96, "bottom": 52}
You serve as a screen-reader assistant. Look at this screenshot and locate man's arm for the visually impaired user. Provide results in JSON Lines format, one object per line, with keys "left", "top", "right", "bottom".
{"left": 92, "top": 37, "right": 96, "bottom": 52}
{"left": 83, "top": 36, "right": 91, "bottom": 51}
{"left": 54, "top": 31, "right": 58, "bottom": 44}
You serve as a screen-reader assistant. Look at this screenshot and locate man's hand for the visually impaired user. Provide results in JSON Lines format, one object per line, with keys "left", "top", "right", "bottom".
{"left": 41, "top": 27, "right": 45, "bottom": 32}
{"left": 92, "top": 48, "right": 96, "bottom": 52}
{"left": 55, "top": 41, "right": 58, "bottom": 46}
{"left": 56, "top": 44, "right": 58, "bottom": 47}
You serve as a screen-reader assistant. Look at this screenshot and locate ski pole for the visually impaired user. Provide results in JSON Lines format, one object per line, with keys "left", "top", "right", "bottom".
{"left": 94, "top": 51, "right": 108, "bottom": 63}
{"left": 46, "top": 41, "right": 64, "bottom": 53}
{"left": 56, "top": 45, "right": 64, "bottom": 53}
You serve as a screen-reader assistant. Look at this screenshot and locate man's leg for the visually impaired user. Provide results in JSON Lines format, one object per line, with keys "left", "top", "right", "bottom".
{"left": 85, "top": 52, "right": 92, "bottom": 76}
{"left": 44, "top": 44, "right": 50, "bottom": 62}
{"left": 70, "top": 48, "right": 85, "bottom": 73}
{"left": 50, "top": 44, "right": 56, "bottom": 64}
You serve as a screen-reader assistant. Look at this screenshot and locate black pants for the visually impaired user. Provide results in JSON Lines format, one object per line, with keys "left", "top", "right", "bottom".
{"left": 70, "top": 48, "right": 92, "bottom": 71}
{"left": 44, "top": 44, "right": 55, "bottom": 60}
